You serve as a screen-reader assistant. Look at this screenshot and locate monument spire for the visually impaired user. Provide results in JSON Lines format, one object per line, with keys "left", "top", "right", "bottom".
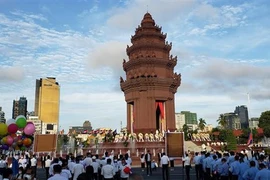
{"left": 120, "top": 13, "right": 181, "bottom": 133}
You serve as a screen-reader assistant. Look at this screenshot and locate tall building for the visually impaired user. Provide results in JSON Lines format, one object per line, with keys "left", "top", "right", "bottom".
{"left": 234, "top": 105, "right": 249, "bottom": 128}
{"left": 27, "top": 116, "right": 42, "bottom": 134}
{"left": 181, "top": 111, "right": 197, "bottom": 125}
{"left": 120, "top": 13, "right": 181, "bottom": 133}
{"left": 12, "top": 96, "right": 27, "bottom": 119}
{"left": 0, "top": 107, "right": 6, "bottom": 123}
{"left": 34, "top": 77, "right": 60, "bottom": 133}
{"left": 175, "top": 113, "right": 185, "bottom": 130}
{"left": 223, "top": 112, "right": 241, "bottom": 130}
{"left": 249, "top": 118, "right": 259, "bottom": 129}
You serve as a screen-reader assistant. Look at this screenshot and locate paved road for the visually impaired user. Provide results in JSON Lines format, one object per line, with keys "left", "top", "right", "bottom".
{"left": 37, "top": 166, "right": 197, "bottom": 180}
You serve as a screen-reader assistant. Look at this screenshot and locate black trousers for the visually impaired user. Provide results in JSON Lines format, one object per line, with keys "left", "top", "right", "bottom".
{"left": 220, "top": 176, "right": 229, "bottom": 180}
{"left": 198, "top": 164, "right": 204, "bottom": 180}
{"left": 204, "top": 168, "right": 211, "bottom": 179}
{"left": 162, "top": 164, "right": 169, "bottom": 180}
{"left": 45, "top": 167, "right": 49, "bottom": 179}
{"left": 93, "top": 173, "right": 98, "bottom": 180}
{"left": 146, "top": 161, "right": 152, "bottom": 175}
{"left": 31, "top": 166, "right": 37, "bottom": 178}
{"left": 41, "top": 161, "right": 45, "bottom": 168}
{"left": 185, "top": 165, "right": 191, "bottom": 180}
{"left": 195, "top": 164, "right": 200, "bottom": 180}
{"left": 232, "top": 175, "right": 238, "bottom": 180}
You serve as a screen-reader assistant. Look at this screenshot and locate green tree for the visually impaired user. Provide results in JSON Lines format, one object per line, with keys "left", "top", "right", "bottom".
{"left": 198, "top": 118, "right": 206, "bottom": 131}
{"left": 217, "top": 114, "right": 227, "bottom": 129}
{"left": 226, "top": 130, "right": 237, "bottom": 151}
{"left": 258, "top": 111, "right": 270, "bottom": 137}
{"left": 182, "top": 124, "right": 189, "bottom": 140}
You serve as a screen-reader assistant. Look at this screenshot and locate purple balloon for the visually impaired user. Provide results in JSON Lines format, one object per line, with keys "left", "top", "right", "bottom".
{"left": 2, "top": 144, "right": 8, "bottom": 150}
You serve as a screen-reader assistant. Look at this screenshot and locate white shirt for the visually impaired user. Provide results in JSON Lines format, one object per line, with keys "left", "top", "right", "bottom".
{"left": 18, "top": 158, "right": 27, "bottom": 168}
{"left": 161, "top": 155, "right": 170, "bottom": 165}
{"left": 48, "top": 174, "right": 68, "bottom": 180}
{"left": 45, "top": 159, "right": 52, "bottom": 168}
{"left": 72, "top": 163, "right": 84, "bottom": 180}
{"left": 60, "top": 169, "right": 72, "bottom": 179}
{"left": 0, "top": 160, "right": 6, "bottom": 168}
{"left": 119, "top": 164, "right": 131, "bottom": 178}
{"left": 183, "top": 156, "right": 191, "bottom": 166}
{"left": 92, "top": 162, "right": 99, "bottom": 173}
{"left": 83, "top": 157, "right": 92, "bottom": 167}
{"left": 49, "top": 163, "right": 59, "bottom": 175}
{"left": 31, "top": 158, "right": 37, "bottom": 166}
{"left": 68, "top": 161, "right": 75, "bottom": 172}
{"left": 101, "top": 164, "right": 115, "bottom": 179}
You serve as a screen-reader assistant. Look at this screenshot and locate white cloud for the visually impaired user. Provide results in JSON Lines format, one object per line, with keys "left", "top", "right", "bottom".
{"left": 0, "top": 66, "right": 25, "bottom": 82}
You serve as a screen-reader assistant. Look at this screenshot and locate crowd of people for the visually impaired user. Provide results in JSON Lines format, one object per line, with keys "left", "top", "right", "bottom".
{"left": 0, "top": 151, "right": 144, "bottom": 180}
{"left": 183, "top": 149, "right": 270, "bottom": 180}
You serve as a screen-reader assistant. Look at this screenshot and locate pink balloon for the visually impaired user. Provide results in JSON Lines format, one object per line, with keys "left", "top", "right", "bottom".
{"left": 27, "top": 122, "right": 34, "bottom": 125}
{"left": 23, "top": 124, "right": 35, "bottom": 135}
{"left": 8, "top": 123, "right": 18, "bottom": 134}
{"left": 6, "top": 135, "right": 13, "bottom": 145}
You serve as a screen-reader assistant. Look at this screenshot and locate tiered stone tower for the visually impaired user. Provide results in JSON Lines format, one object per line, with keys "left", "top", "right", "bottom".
{"left": 120, "top": 13, "right": 181, "bottom": 133}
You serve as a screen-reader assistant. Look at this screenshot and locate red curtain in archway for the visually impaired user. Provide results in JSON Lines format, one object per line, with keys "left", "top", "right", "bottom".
{"left": 155, "top": 102, "right": 164, "bottom": 119}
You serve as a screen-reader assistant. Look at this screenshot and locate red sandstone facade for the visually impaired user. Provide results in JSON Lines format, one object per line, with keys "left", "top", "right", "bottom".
{"left": 120, "top": 13, "right": 181, "bottom": 133}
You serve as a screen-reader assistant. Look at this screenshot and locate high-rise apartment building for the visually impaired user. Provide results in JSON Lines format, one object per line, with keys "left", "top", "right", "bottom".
{"left": 175, "top": 113, "right": 185, "bottom": 130}
{"left": 34, "top": 77, "right": 60, "bottom": 133}
{"left": 0, "top": 107, "right": 6, "bottom": 123}
{"left": 12, "top": 97, "right": 27, "bottom": 119}
{"left": 234, "top": 105, "right": 249, "bottom": 128}
{"left": 223, "top": 112, "right": 241, "bottom": 130}
{"left": 181, "top": 111, "right": 197, "bottom": 125}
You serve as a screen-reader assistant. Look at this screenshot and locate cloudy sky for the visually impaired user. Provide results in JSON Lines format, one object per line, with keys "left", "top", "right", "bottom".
{"left": 0, "top": 0, "right": 269, "bottom": 132}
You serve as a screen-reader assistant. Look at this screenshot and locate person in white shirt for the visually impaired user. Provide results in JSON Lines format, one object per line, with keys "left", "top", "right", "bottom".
{"left": 67, "top": 156, "right": 75, "bottom": 175}
{"left": 119, "top": 159, "right": 131, "bottom": 180}
{"left": 49, "top": 158, "right": 60, "bottom": 177}
{"left": 161, "top": 153, "right": 170, "bottom": 180}
{"left": 60, "top": 161, "right": 72, "bottom": 180}
{"left": 91, "top": 156, "right": 99, "bottom": 180}
{"left": 140, "top": 153, "right": 145, "bottom": 172}
{"left": 82, "top": 152, "right": 92, "bottom": 168}
{"left": 45, "top": 155, "right": 52, "bottom": 179}
{"left": 183, "top": 153, "right": 191, "bottom": 180}
{"left": 0, "top": 156, "right": 7, "bottom": 175}
{"left": 48, "top": 164, "right": 68, "bottom": 180}
{"left": 30, "top": 154, "right": 37, "bottom": 179}
{"left": 18, "top": 156, "right": 27, "bottom": 169}
{"left": 144, "top": 150, "right": 152, "bottom": 176}
{"left": 71, "top": 158, "right": 84, "bottom": 180}
{"left": 101, "top": 158, "right": 115, "bottom": 180}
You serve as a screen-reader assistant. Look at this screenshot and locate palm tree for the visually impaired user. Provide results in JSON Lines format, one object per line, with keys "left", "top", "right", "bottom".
{"left": 217, "top": 114, "right": 227, "bottom": 129}
{"left": 198, "top": 118, "right": 206, "bottom": 131}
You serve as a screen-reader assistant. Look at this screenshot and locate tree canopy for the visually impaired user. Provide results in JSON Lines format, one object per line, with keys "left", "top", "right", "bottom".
{"left": 198, "top": 118, "right": 206, "bottom": 131}
{"left": 217, "top": 114, "right": 227, "bottom": 129}
{"left": 258, "top": 111, "right": 270, "bottom": 137}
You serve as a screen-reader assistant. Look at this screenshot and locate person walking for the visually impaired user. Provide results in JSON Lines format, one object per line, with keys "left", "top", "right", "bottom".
{"left": 145, "top": 150, "right": 152, "bottom": 176}
{"left": 30, "top": 154, "right": 37, "bottom": 179}
{"left": 161, "top": 153, "right": 170, "bottom": 180}
{"left": 45, "top": 155, "right": 52, "bottom": 179}
{"left": 183, "top": 153, "right": 191, "bottom": 180}
{"left": 101, "top": 159, "right": 115, "bottom": 180}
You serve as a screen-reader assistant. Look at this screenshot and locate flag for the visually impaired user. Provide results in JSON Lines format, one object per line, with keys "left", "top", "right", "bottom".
{"left": 247, "top": 132, "right": 253, "bottom": 145}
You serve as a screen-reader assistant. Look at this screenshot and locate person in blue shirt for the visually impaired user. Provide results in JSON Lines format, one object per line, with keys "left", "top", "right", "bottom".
{"left": 193, "top": 152, "right": 201, "bottom": 180}
{"left": 203, "top": 153, "right": 212, "bottom": 179}
{"left": 215, "top": 153, "right": 223, "bottom": 180}
{"left": 239, "top": 154, "right": 249, "bottom": 180}
{"left": 218, "top": 158, "right": 229, "bottom": 180}
{"left": 210, "top": 155, "right": 218, "bottom": 179}
{"left": 199, "top": 151, "right": 205, "bottom": 180}
{"left": 243, "top": 161, "right": 259, "bottom": 180}
{"left": 229, "top": 155, "right": 240, "bottom": 180}
{"left": 254, "top": 163, "right": 270, "bottom": 180}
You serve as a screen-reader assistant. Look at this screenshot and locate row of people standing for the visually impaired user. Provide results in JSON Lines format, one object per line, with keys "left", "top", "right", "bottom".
{"left": 47, "top": 152, "right": 133, "bottom": 180}
{"left": 183, "top": 150, "right": 270, "bottom": 180}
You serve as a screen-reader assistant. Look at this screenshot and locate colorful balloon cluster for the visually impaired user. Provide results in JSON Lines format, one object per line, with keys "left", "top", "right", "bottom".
{"left": 0, "top": 115, "right": 35, "bottom": 151}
